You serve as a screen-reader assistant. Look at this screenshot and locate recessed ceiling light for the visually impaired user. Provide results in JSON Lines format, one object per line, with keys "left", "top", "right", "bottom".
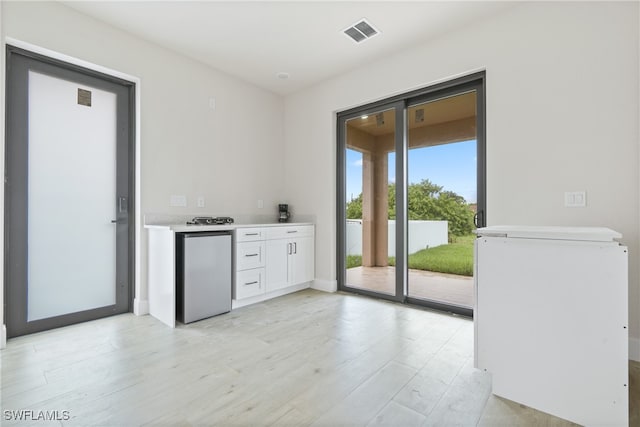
{"left": 361, "top": 115, "right": 369, "bottom": 119}
{"left": 276, "top": 72, "right": 290, "bottom": 80}
{"left": 343, "top": 19, "right": 380, "bottom": 44}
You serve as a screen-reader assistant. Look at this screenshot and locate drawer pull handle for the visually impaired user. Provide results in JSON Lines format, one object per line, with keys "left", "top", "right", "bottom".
{"left": 245, "top": 233, "right": 259, "bottom": 236}
{"left": 245, "top": 253, "right": 259, "bottom": 257}
{"left": 287, "top": 230, "right": 298, "bottom": 234}
{"left": 244, "top": 281, "right": 258, "bottom": 286}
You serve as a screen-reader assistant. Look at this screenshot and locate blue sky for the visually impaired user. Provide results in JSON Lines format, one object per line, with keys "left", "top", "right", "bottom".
{"left": 346, "top": 139, "right": 477, "bottom": 204}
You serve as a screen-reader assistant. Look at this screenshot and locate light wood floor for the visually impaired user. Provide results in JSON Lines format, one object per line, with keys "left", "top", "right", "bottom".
{"left": 1, "top": 289, "right": 637, "bottom": 426}
{"left": 347, "top": 266, "right": 474, "bottom": 308}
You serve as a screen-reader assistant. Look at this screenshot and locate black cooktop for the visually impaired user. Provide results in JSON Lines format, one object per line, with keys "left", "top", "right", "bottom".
{"left": 186, "top": 216, "right": 234, "bottom": 225}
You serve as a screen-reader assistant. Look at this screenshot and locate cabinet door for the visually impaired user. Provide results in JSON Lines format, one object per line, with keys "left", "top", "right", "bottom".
{"left": 290, "top": 236, "right": 314, "bottom": 285}
{"left": 266, "top": 238, "right": 289, "bottom": 292}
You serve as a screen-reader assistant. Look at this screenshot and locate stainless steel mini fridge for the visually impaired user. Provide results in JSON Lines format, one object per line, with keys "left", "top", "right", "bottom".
{"left": 176, "top": 231, "right": 232, "bottom": 323}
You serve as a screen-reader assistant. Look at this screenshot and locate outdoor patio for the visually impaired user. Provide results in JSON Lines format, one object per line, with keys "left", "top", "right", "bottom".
{"left": 346, "top": 266, "right": 474, "bottom": 308}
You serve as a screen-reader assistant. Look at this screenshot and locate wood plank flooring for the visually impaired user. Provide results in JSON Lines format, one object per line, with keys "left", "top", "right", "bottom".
{"left": 1, "top": 289, "right": 636, "bottom": 426}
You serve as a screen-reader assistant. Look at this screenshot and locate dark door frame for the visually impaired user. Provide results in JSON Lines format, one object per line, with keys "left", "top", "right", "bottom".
{"left": 336, "top": 71, "right": 486, "bottom": 317}
{"left": 4, "top": 45, "right": 136, "bottom": 337}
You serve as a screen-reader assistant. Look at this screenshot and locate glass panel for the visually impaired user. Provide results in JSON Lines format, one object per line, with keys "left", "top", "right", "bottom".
{"left": 27, "top": 71, "right": 117, "bottom": 321}
{"left": 406, "top": 92, "right": 477, "bottom": 308}
{"left": 344, "top": 108, "right": 396, "bottom": 296}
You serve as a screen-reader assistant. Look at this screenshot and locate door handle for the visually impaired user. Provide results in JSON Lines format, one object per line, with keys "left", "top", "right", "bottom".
{"left": 111, "top": 219, "right": 126, "bottom": 224}
{"left": 474, "top": 210, "right": 484, "bottom": 228}
{"left": 288, "top": 243, "right": 292, "bottom": 255}
{"left": 118, "top": 196, "right": 128, "bottom": 213}
{"left": 294, "top": 242, "right": 297, "bottom": 254}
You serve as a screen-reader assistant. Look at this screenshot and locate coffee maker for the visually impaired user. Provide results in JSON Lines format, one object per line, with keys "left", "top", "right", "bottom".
{"left": 278, "top": 204, "right": 290, "bottom": 223}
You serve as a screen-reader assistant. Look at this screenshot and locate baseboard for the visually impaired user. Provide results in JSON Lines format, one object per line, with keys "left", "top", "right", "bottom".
{"left": 232, "top": 282, "right": 310, "bottom": 309}
{"left": 133, "top": 298, "right": 149, "bottom": 316}
{"left": 630, "top": 337, "right": 640, "bottom": 362}
{"left": 1, "top": 324, "right": 6, "bottom": 349}
{"left": 311, "top": 279, "right": 337, "bottom": 293}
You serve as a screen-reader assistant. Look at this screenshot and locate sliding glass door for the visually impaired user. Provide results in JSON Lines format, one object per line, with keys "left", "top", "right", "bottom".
{"left": 337, "top": 73, "right": 485, "bottom": 315}
{"left": 405, "top": 92, "right": 477, "bottom": 311}
{"left": 340, "top": 105, "right": 403, "bottom": 300}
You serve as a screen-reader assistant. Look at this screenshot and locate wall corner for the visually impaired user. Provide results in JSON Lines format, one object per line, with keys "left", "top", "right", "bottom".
{"left": 133, "top": 298, "right": 149, "bottom": 316}
{"left": 311, "top": 279, "right": 337, "bottom": 293}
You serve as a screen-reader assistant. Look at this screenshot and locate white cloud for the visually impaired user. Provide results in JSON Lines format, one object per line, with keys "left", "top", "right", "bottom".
{"left": 352, "top": 159, "right": 363, "bottom": 167}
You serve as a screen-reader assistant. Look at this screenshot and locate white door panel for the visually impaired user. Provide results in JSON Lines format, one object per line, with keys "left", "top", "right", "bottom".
{"left": 27, "top": 71, "right": 117, "bottom": 321}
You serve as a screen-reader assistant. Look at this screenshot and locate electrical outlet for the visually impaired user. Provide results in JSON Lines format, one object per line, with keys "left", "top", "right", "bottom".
{"left": 257, "top": 199, "right": 264, "bottom": 209}
{"left": 197, "top": 196, "right": 205, "bottom": 208}
{"left": 564, "top": 191, "right": 586, "bottom": 208}
{"left": 170, "top": 195, "right": 187, "bottom": 207}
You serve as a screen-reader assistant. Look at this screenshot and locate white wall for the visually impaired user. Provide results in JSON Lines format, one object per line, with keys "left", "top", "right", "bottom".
{"left": 0, "top": 1, "right": 285, "bottom": 334}
{"left": 345, "top": 220, "right": 448, "bottom": 256}
{"left": 389, "top": 221, "right": 448, "bottom": 257}
{"left": 283, "top": 2, "right": 640, "bottom": 357}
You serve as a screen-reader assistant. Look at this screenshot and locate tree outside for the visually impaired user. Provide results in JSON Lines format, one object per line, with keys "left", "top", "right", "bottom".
{"left": 346, "top": 179, "right": 475, "bottom": 241}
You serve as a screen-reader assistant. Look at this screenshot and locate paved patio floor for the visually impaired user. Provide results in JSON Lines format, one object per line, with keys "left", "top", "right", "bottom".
{"left": 346, "top": 266, "right": 474, "bottom": 308}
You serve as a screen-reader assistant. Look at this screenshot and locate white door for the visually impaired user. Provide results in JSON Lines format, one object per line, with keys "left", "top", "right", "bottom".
{"left": 27, "top": 71, "right": 117, "bottom": 321}
{"left": 290, "top": 237, "right": 314, "bottom": 285}
{"left": 266, "top": 238, "right": 289, "bottom": 292}
{"left": 5, "top": 47, "right": 133, "bottom": 337}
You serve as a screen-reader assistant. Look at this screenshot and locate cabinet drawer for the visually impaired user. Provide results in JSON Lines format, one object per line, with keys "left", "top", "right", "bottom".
{"left": 236, "top": 241, "right": 266, "bottom": 270}
{"left": 236, "top": 227, "right": 266, "bottom": 242}
{"left": 265, "top": 225, "right": 314, "bottom": 240}
{"left": 235, "top": 268, "right": 264, "bottom": 300}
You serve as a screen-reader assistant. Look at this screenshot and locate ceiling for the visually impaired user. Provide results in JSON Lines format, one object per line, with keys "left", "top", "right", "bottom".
{"left": 349, "top": 91, "right": 476, "bottom": 136}
{"left": 61, "top": 1, "right": 516, "bottom": 96}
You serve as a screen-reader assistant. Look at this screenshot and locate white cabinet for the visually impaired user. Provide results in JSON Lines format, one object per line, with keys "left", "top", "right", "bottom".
{"left": 236, "top": 241, "right": 265, "bottom": 271}
{"left": 235, "top": 268, "right": 265, "bottom": 300}
{"left": 146, "top": 222, "right": 316, "bottom": 324}
{"left": 265, "top": 226, "right": 314, "bottom": 292}
{"left": 234, "top": 228, "right": 266, "bottom": 301}
{"left": 475, "top": 226, "right": 628, "bottom": 426}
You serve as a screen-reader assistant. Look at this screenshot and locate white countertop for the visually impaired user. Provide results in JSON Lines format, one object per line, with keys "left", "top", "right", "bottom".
{"left": 475, "top": 225, "right": 622, "bottom": 242}
{"left": 145, "top": 221, "right": 314, "bottom": 233}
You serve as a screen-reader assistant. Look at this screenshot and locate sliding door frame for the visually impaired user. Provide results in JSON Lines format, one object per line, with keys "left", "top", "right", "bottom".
{"left": 337, "top": 101, "right": 406, "bottom": 303}
{"left": 336, "top": 71, "right": 486, "bottom": 315}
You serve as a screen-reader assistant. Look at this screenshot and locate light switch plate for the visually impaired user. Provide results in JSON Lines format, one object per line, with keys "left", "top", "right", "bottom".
{"left": 197, "top": 196, "right": 205, "bottom": 208}
{"left": 170, "top": 195, "right": 187, "bottom": 207}
{"left": 564, "top": 191, "right": 586, "bottom": 208}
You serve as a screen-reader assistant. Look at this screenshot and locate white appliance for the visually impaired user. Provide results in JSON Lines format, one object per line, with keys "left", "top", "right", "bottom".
{"left": 474, "top": 226, "right": 628, "bottom": 426}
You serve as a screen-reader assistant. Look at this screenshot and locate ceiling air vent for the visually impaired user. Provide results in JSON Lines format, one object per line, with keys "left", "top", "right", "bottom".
{"left": 343, "top": 19, "right": 379, "bottom": 43}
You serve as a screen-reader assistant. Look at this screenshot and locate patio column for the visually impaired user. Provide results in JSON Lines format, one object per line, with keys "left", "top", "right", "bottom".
{"left": 361, "top": 147, "right": 389, "bottom": 267}
{"left": 373, "top": 149, "right": 388, "bottom": 266}
{"left": 362, "top": 151, "right": 375, "bottom": 267}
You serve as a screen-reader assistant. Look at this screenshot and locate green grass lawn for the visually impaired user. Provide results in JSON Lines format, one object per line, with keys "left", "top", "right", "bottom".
{"left": 347, "top": 234, "right": 475, "bottom": 276}
{"left": 346, "top": 255, "right": 362, "bottom": 269}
